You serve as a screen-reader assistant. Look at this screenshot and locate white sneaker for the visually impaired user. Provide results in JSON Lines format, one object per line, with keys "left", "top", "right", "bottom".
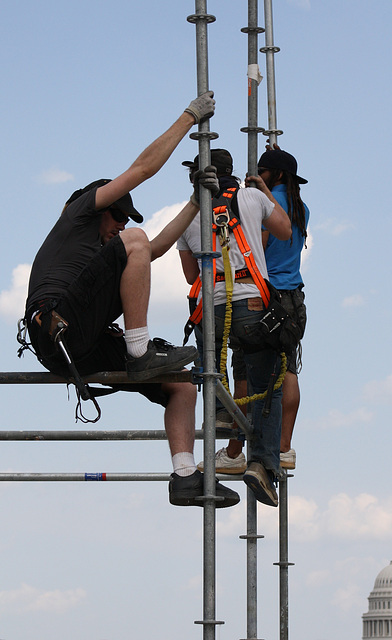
{"left": 280, "top": 449, "right": 296, "bottom": 470}
{"left": 197, "top": 447, "right": 246, "bottom": 474}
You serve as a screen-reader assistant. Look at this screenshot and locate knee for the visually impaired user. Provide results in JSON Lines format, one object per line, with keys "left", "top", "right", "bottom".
{"left": 164, "top": 382, "right": 197, "bottom": 405}
{"left": 120, "top": 228, "right": 151, "bottom": 258}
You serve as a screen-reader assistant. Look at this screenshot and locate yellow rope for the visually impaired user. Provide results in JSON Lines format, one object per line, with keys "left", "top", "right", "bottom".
{"left": 234, "top": 352, "right": 287, "bottom": 406}
{"left": 219, "top": 242, "right": 233, "bottom": 393}
{"left": 218, "top": 231, "right": 287, "bottom": 406}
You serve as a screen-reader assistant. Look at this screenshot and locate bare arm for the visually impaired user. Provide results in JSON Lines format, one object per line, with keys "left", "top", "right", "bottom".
{"left": 245, "top": 174, "right": 291, "bottom": 241}
{"left": 150, "top": 201, "right": 200, "bottom": 261}
{"left": 262, "top": 229, "right": 270, "bottom": 250}
{"left": 150, "top": 165, "right": 219, "bottom": 261}
{"left": 95, "top": 112, "right": 196, "bottom": 210}
{"left": 179, "top": 249, "right": 200, "bottom": 285}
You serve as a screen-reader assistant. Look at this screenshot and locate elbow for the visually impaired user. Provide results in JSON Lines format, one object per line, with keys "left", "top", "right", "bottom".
{"left": 280, "top": 219, "right": 292, "bottom": 241}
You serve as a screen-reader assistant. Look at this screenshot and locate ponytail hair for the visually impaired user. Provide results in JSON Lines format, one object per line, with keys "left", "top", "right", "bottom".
{"left": 268, "top": 168, "right": 307, "bottom": 245}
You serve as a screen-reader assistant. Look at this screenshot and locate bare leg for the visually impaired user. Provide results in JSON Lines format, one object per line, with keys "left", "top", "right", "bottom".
{"left": 280, "top": 371, "right": 300, "bottom": 452}
{"left": 119, "top": 228, "right": 152, "bottom": 329}
{"left": 162, "top": 381, "right": 197, "bottom": 455}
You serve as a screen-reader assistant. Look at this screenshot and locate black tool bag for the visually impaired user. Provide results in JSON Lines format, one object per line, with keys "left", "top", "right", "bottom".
{"left": 257, "top": 282, "right": 302, "bottom": 353}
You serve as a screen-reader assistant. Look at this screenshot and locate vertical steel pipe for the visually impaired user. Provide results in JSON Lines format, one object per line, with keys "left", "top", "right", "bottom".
{"left": 274, "top": 472, "right": 294, "bottom": 640}
{"left": 279, "top": 474, "right": 289, "bottom": 640}
{"left": 187, "top": 3, "right": 221, "bottom": 639}
{"left": 260, "top": 0, "right": 283, "bottom": 146}
{"left": 239, "top": 448, "right": 264, "bottom": 640}
{"left": 240, "top": 1, "right": 265, "bottom": 180}
{"left": 239, "top": 3, "right": 265, "bottom": 639}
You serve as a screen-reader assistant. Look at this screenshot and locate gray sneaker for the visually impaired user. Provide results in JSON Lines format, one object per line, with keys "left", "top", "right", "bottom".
{"left": 243, "top": 461, "right": 278, "bottom": 507}
{"left": 125, "top": 338, "right": 197, "bottom": 382}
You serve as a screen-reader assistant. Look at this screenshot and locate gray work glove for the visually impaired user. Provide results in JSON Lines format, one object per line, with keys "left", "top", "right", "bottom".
{"left": 190, "top": 165, "right": 219, "bottom": 206}
{"left": 184, "top": 91, "right": 215, "bottom": 124}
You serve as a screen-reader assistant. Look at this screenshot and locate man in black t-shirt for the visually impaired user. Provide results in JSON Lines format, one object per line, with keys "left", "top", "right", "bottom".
{"left": 25, "top": 92, "right": 240, "bottom": 509}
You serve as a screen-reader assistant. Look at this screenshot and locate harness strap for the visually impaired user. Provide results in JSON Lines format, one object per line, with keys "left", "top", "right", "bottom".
{"left": 183, "top": 233, "right": 218, "bottom": 345}
{"left": 182, "top": 185, "right": 271, "bottom": 342}
{"left": 229, "top": 219, "right": 270, "bottom": 308}
{"left": 215, "top": 267, "right": 252, "bottom": 283}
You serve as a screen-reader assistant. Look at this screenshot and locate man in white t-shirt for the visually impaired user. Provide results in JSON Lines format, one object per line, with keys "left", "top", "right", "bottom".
{"left": 177, "top": 149, "right": 291, "bottom": 506}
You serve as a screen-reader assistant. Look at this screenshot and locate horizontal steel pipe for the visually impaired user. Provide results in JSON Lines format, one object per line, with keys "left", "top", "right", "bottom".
{"left": 0, "top": 428, "right": 239, "bottom": 441}
{"left": 0, "top": 472, "right": 244, "bottom": 482}
{"left": 0, "top": 371, "right": 193, "bottom": 385}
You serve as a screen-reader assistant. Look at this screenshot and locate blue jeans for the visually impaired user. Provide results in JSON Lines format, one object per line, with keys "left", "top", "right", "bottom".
{"left": 195, "top": 298, "right": 282, "bottom": 476}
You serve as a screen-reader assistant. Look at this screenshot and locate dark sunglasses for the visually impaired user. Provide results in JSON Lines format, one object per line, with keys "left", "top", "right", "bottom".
{"left": 109, "top": 206, "right": 129, "bottom": 223}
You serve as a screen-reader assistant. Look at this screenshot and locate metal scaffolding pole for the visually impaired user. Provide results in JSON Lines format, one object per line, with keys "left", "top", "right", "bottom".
{"left": 274, "top": 472, "right": 295, "bottom": 640}
{"left": 240, "top": 0, "right": 265, "bottom": 177}
{"left": 0, "top": 472, "right": 243, "bottom": 483}
{"left": 261, "top": 4, "right": 292, "bottom": 638}
{"left": 187, "top": 3, "right": 222, "bottom": 639}
{"left": 240, "top": 3, "right": 265, "bottom": 640}
{"left": 260, "top": 0, "right": 283, "bottom": 147}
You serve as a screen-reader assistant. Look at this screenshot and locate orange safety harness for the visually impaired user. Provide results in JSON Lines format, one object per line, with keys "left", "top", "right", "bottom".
{"left": 183, "top": 186, "right": 271, "bottom": 345}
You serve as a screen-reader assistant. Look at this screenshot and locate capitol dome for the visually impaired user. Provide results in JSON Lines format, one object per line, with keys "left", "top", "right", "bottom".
{"left": 374, "top": 564, "right": 392, "bottom": 590}
{"left": 362, "top": 562, "right": 392, "bottom": 638}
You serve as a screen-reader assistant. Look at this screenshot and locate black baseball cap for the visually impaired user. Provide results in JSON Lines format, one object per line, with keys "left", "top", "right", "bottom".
{"left": 66, "top": 179, "right": 143, "bottom": 223}
{"left": 257, "top": 150, "right": 308, "bottom": 184}
{"left": 182, "top": 148, "right": 233, "bottom": 176}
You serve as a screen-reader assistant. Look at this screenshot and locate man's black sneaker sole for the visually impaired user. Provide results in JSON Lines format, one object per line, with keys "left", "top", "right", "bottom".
{"left": 169, "top": 489, "right": 240, "bottom": 508}
{"left": 243, "top": 473, "right": 278, "bottom": 507}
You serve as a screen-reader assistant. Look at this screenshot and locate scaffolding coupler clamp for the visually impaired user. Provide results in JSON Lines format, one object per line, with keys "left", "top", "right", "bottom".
{"left": 191, "top": 367, "right": 223, "bottom": 391}
{"left": 191, "top": 366, "right": 204, "bottom": 391}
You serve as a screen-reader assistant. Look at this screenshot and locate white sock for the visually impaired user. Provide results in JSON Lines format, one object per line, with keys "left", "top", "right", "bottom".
{"left": 172, "top": 452, "right": 197, "bottom": 477}
{"left": 124, "top": 327, "right": 150, "bottom": 358}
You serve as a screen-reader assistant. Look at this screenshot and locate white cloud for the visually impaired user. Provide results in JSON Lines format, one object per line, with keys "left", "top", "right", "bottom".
{"left": 0, "top": 583, "right": 86, "bottom": 615}
{"left": 314, "top": 406, "right": 373, "bottom": 430}
{"left": 288, "top": 495, "right": 320, "bottom": 540}
{"left": 362, "top": 374, "right": 392, "bottom": 405}
{"left": 219, "top": 490, "right": 392, "bottom": 544}
{"left": 307, "top": 556, "right": 381, "bottom": 612}
{"left": 300, "top": 229, "right": 313, "bottom": 271}
{"left": 142, "top": 203, "right": 191, "bottom": 328}
{"left": 331, "top": 583, "right": 364, "bottom": 612}
{"left": 290, "top": 492, "right": 392, "bottom": 543}
{"left": 0, "top": 264, "right": 31, "bottom": 323}
{"left": 306, "top": 569, "right": 331, "bottom": 587}
{"left": 315, "top": 218, "right": 354, "bottom": 236}
{"left": 37, "top": 168, "right": 74, "bottom": 184}
{"left": 342, "top": 293, "right": 365, "bottom": 308}
{"left": 324, "top": 493, "right": 392, "bottom": 540}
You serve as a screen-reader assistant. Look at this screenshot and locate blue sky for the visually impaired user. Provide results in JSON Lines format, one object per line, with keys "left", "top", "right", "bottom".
{"left": 1, "top": 1, "right": 392, "bottom": 639}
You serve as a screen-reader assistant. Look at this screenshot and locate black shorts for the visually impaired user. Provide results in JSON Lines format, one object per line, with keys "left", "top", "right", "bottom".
{"left": 28, "top": 236, "right": 168, "bottom": 407}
